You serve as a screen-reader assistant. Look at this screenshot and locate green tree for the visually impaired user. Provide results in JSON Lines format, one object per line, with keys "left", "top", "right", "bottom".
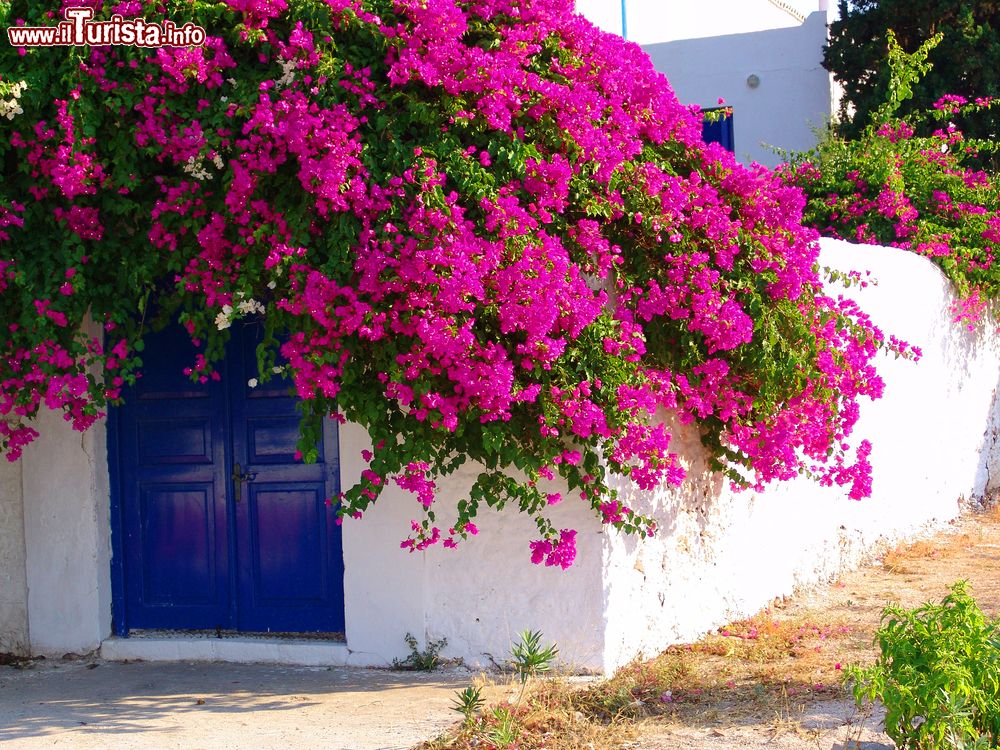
{"left": 825, "top": 1, "right": 1000, "bottom": 142}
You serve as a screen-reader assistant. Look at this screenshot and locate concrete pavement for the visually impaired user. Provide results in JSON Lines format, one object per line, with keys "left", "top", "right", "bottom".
{"left": 0, "top": 657, "right": 481, "bottom": 750}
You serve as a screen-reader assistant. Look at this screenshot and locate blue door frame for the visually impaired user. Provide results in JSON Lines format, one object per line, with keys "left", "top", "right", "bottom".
{"left": 109, "top": 320, "right": 345, "bottom": 636}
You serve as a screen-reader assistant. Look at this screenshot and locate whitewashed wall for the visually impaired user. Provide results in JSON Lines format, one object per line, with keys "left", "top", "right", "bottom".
{"left": 4, "top": 238, "right": 999, "bottom": 673}
{"left": 340, "top": 421, "right": 606, "bottom": 670}
{"left": 0, "top": 455, "right": 28, "bottom": 655}
{"left": 20, "top": 406, "right": 112, "bottom": 656}
{"left": 643, "top": 11, "right": 833, "bottom": 167}
{"left": 600, "top": 237, "right": 1000, "bottom": 672}
{"left": 422, "top": 497, "right": 605, "bottom": 671}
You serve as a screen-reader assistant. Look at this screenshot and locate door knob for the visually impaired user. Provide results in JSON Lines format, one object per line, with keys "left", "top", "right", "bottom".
{"left": 231, "top": 462, "right": 258, "bottom": 503}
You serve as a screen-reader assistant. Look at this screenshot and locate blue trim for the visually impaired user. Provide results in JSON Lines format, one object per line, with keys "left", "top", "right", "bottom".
{"left": 620, "top": 0, "right": 627, "bottom": 39}
{"left": 107, "top": 396, "right": 128, "bottom": 637}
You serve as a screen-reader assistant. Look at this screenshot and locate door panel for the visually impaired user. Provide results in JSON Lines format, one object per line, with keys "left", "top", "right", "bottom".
{"left": 118, "top": 324, "right": 231, "bottom": 630}
{"left": 245, "top": 416, "right": 302, "bottom": 464}
{"left": 139, "top": 483, "right": 219, "bottom": 605}
{"left": 114, "top": 319, "right": 344, "bottom": 634}
{"left": 137, "top": 417, "right": 214, "bottom": 464}
{"left": 230, "top": 322, "right": 345, "bottom": 633}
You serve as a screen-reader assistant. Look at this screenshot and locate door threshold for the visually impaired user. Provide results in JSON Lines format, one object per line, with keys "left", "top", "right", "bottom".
{"left": 101, "top": 633, "right": 356, "bottom": 667}
{"left": 127, "top": 628, "right": 346, "bottom": 642}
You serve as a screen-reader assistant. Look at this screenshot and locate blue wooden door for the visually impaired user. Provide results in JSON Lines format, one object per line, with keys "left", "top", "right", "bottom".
{"left": 229, "top": 322, "right": 344, "bottom": 632}
{"left": 112, "top": 320, "right": 344, "bottom": 634}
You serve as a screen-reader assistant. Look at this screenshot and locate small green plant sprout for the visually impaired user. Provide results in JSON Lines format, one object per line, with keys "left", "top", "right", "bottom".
{"left": 484, "top": 706, "right": 520, "bottom": 748}
{"left": 391, "top": 632, "right": 448, "bottom": 672}
{"left": 510, "top": 629, "right": 558, "bottom": 685}
{"left": 450, "top": 685, "right": 484, "bottom": 726}
{"left": 845, "top": 581, "right": 1000, "bottom": 749}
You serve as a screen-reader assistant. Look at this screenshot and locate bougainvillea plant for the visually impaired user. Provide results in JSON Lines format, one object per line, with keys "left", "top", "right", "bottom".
{"left": 782, "top": 31, "right": 1000, "bottom": 330}
{"left": 0, "top": 0, "right": 911, "bottom": 566}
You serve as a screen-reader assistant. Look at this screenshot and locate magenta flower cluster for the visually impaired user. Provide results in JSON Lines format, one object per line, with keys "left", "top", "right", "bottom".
{"left": 0, "top": 0, "right": 904, "bottom": 565}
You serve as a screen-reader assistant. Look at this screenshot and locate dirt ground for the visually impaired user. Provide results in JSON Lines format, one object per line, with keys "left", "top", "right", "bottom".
{"left": 3, "top": 510, "right": 999, "bottom": 750}
{"left": 421, "top": 508, "right": 1000, "bottom": 750}
{"left": 638, "top": 508, "right": 1000, "bottom": 750}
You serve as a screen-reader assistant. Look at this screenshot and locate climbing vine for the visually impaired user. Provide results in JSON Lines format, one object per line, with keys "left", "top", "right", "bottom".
{"left": 0, "top": 0, "right": 908, "bottom": 565}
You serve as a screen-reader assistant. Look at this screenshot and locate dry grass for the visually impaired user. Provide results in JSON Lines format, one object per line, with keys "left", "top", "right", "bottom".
{"left": 421, "top": 608, "right": 859, "bottom": 749}
{"left": 880, "top": 532, "right": 980, "bottom": 574}
{"left": 418, "top": 677, "right": 639, "bottom": 750}
{"left": 581, "top": 609, "right": 857, "bottom": 730}
{"left": 419, "top": 508, "right": 1000, "bottom": 750}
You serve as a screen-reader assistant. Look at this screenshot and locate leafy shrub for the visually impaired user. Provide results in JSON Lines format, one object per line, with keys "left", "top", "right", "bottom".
{"left": 0, "top": 0, "right": 907, "bottom": 562}
{"left": 847, "top": 581, "right": 1000, "bottom": 749}
{"left": 783, "top": 31, "right": 1000, "bottom": 329}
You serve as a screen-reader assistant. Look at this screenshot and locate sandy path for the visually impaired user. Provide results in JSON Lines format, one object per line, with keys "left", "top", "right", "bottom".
{"left": 638, "top": 510, "right": 1000, "bottom": 750}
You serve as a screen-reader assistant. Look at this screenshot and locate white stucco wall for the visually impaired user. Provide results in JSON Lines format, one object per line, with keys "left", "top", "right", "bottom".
{"left": 0, "top": 454, "right": 28, "bottom": 655}
{"left": 599, "top": 237, "right": 1000, "bottom": 673}
{"left": 643, "top": 11, "right": 833, "bottom": 167}
{"left": 21, "top": 406, "right": 112, "bottom": 656}
{"left": 339, "top": 421, "right": 606, "bottom": 671}
{"left": 338, "top": 421, "right": 428, "bottom": 666}
{"left": 10, "top": 238, "right": 1000, "bottom": 674}
{"left": 422, "top": 495, "right": 605, "bottom": 671}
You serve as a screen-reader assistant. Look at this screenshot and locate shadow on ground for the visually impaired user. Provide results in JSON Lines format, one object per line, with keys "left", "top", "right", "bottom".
{"left": 1, "top": 658, "right": 478, "bottom": 749}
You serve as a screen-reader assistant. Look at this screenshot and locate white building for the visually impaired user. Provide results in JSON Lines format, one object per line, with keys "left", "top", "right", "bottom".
{"left": 578, "top": 0, "right": 828, "bottom": 43}
{"left": 576, "top": 0, "right": 838, "bottom": 166}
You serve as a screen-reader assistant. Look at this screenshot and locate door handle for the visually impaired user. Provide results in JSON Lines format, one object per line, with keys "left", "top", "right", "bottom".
{"left": 230, "top": 462, "right": 258, "bottom": 503}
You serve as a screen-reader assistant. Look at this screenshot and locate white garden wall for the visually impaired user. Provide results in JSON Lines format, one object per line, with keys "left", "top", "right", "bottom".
{"left": 2, "top": 237, "right": 998, "bottom": 674}
{"left": 340, "top": 420, "right": 606, "bottom": 670}
{"left": 599, "top": 237, "right": 1000, "bottom": 672}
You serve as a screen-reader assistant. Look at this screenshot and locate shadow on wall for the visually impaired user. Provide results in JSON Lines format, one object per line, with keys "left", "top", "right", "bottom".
{"left": 974, "top": 339, "right": 1000, "bottom": 502}
{"left": 609, "top": 410, "right": 726, "bottom": 567}
{"left": 929, "top": 295, "right": 1000, "bottom": 505}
